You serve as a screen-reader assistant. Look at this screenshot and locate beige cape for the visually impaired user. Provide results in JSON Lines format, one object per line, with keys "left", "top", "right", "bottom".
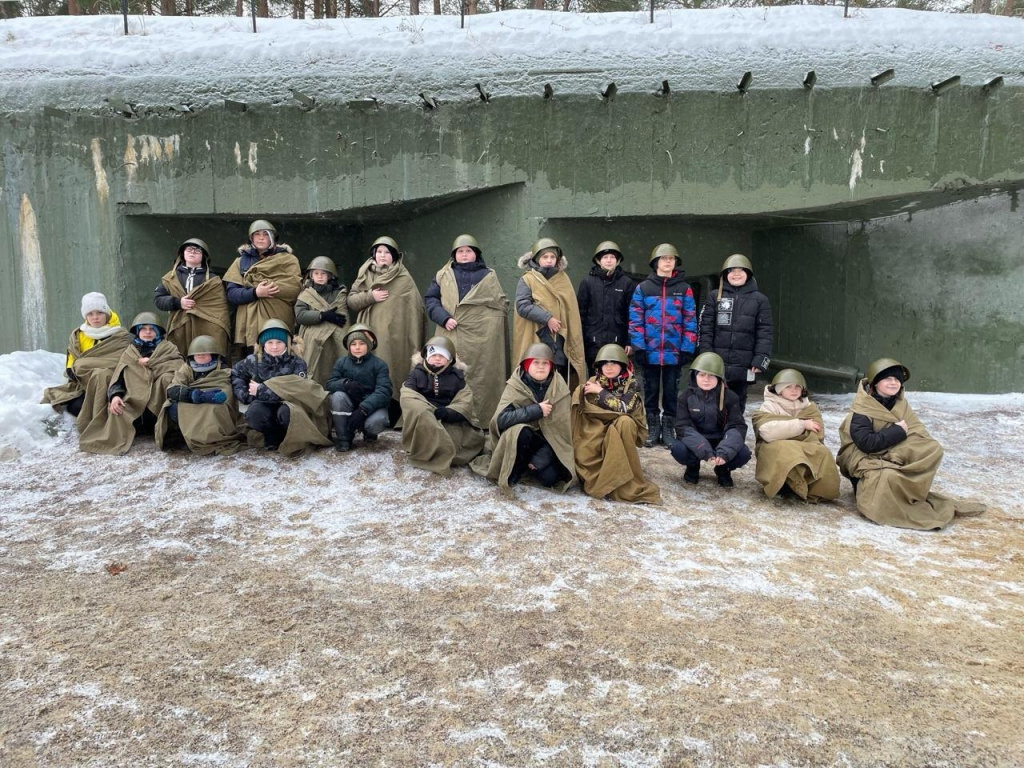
{"left": 78, "top": 339, "right": 183, "bottom": 455}
{"left": 160, "top": 267, "right": 231, "bottom": 359}
{"left": 470, "top": 371, "right": 577, "bottom": 493}
{"left": 155, "top": 364, "right": 245, "bottom": 455}
{"left": 752, "top": 389, "right": 840, "bottom": 502}
{"left": 434, "top": 262, "right": 509, "bottom": 425}
{"left": 42, "top": 328, "right": 131, "bottom": 433}
{"left": 572, "top": 377, "right": 660, "bottom": 503}
{"left": 837, "top": 381, "right": 985, "bottom": 529}
{"left": 243, "top": 374, "right": 332, "bottom": 457}
{"left": 513, "top": 267, "right": 586, "bottom": 391}
{"left": 224, "top": 249, "right": 302, "bottom": 348}
{"left": 399, "top": 362, "right": 485, "bottom": 475}
{"left": 296, "top": 286, "right": 350, "bottom": 387}
{"left": 349, "top": 260, "right": 425, "bottom": 409}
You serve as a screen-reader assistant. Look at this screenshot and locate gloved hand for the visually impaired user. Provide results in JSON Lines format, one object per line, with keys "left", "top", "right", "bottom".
{"left": 349, "top": 408, "right": 368, "bottom": 433}
{"left": 434, "top": 406, "right": 465, "bottom": 424}
{"left": 342, "top": 379, "right": 365, "bottom": 400}
{"left": 167, "top": 386, "right": 194, "bottom": 403}
{"left": 191, "top": 388, "right": 227, "bottom": 405}
{"left": 321, "top": 309, "right": 347, "bottom": 327}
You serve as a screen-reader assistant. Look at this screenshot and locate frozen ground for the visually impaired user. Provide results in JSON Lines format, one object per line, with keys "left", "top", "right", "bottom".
{"left": 0, "top": 350, "right": 1021, "bottom": 765}
{"left": 1, "top": 8, "right": 1023, "bottom": 112}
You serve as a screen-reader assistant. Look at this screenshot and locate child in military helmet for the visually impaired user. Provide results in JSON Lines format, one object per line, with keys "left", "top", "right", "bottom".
{"left": 669, "top": 351, "right": 751, "bottom": 487}
{"left": 295, "top": 256, "right": 349, "bottom": 386}
{"left": 577, "top": 241, "right": 636, "bottom": 371}
{"left": 325, "top": 323, "right": 393, "bottom": 452}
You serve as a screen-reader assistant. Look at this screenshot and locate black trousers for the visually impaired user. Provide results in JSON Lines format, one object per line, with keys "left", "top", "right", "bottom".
{"left": 511, "top": 429, "right": 568, "bottom": 488}
{"left": 245, "top": 401, "right": 291, "bottom": 447}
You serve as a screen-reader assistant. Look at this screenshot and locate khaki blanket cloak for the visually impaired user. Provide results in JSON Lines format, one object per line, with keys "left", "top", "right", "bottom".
{"left": 243, "top": 374, "right": 332, "bottom": 457}
{"left": 296, "top": 286, "right": 350, "bottom": 387}
{"left": 160, "top": 269, "right": 231, "bottom": 359}
{"left": 350, "top": 260, "right": 425, "bottom": 408}
{"left": 752, "top": 391, "right": 839, "bottom": 502}
{"left": 470, "top": 371, "right": 577, "bottom": 493}
{"left": 400, "top": 371, "right": 485, "bottom": 476}
{"left": 513, "top": 269, "right": 586, "bottom": 391}
{"left": 434, "top": 263, "right": 510, "bottom": 425}
{"left": 155, "top": 364, "right": 245, "bottom": 455}
{"left": 79, "top": 339, "right": 183, "bottom": 455}
{"left": 224, "top": 249, "right": 302, "bottom": 348}
{"left": 42, "top": 328, "right": 131, "bottom": 434}
{"left": 572, "top": 377, "right": 660, "bottom": 503}
{"left": 837, "top": 381, "right": 985, "bottom": 529}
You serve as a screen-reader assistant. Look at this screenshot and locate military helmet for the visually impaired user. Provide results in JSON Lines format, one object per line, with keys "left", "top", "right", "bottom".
{"left": 257, "top": 318, "right": 292, "bottom": 346}
{"left": 343, "top": 322, "right": 378, "bottom": 351}
{"left": 649, "top": 242, "right": 681, "bottom": 270}
{"left": 721, "top": 253, "right": 753, "bottom": 274}
{"left": 521, "top": 342, "right": 555, "bottom": 364}
{"left": 690, "top": 352, "right": 725, "bottom": 379}
{"left": 248, "top": 219, "right": 277, "bottom": 239}
{"left": 187, "top": 335, "right": 225, "bottom": 358}
{"left": 867, "top": 357, "right": 910, "bottom": 386}
{"left": 594, "top": 344, "right": 629, "bottom": 368}
{"left": 370, "top": 235, "right": 402, "bottom": 261}
{"left": 129, "top": 311, "right": 166, "bottom": 336}
{"left": 771, "top": 368, "right": 807, "bottom": 391}
{"left": 177, "top": 238, "right": 210, "bottom": 261}
{"left": 592, "top": 240, "right": 623, "bottom": 265}
{"left": 423, "top": 335, "right": 455, "bottom": 360}
{"left": 306, "top": 256, "right": 338, "bottom": 277}
{"left": 531, "top": 237, "right": 563, "bottom": 261}
{"left": 451, "top": 234, "right": 482, "bottom": 258}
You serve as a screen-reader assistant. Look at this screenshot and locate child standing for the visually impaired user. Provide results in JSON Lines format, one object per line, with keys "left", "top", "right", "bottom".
{"left": 295, "top": 256, "right": 349, "bottom": 386}
{"left": 577, "top": 241, "right": 636, "bottom": 371}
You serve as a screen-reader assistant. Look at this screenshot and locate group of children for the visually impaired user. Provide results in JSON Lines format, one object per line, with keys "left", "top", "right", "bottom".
{"left": 41, "top": 223, "right": 979, "bottom": 530}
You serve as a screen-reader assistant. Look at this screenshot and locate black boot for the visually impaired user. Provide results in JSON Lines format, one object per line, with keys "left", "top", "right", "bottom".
{"left": 331, "top": 411, "right": 352, "bottom": 452}
{"left": 683, "top": 465, "right": 700, "bottom": 484}
{"left": 714, "top": 465, "right": 734, "bottom": 488}
{"left": 644, "top": 415, "right": 661, "bottom": 448}
{"left": 660, "top": 414, "right": 674, "bottom": 448}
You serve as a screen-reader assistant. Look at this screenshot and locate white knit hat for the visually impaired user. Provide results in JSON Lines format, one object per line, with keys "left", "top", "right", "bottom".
{"left": 425, "top": 344, "right": 453, "bottom": 362}
{"left": 81, "top": 292, "right": 111, "bottom": 318}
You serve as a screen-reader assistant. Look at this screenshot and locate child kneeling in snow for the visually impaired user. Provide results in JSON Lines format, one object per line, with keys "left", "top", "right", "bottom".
{"left": 399, "top": 336, "right": 484, "bottom": 475}
{"left": 325, "top": 324, "right": 393, "bottom": 452}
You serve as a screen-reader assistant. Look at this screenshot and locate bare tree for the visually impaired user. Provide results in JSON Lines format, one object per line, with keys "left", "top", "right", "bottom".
{"left": 162, "top": 0, "right": 177, "bottom": 15}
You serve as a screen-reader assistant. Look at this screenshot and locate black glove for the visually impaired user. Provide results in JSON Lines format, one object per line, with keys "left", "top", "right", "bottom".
{"left": 349, "top": 408, "right": 368, "bottom": 433}
{"left": 321, "top": 309, "right": 346, "bottom": 327}
{"left": 167, "top": 386, "right": 194, "bottom": 403}
{"left": 342, "top": 379, "right": 365, "bottom": 400}
{"left": 434, "top": 406, "right": 466, "bottom": 424}
{"left": 191, "top": 388, "right": 227, "bottom": 405}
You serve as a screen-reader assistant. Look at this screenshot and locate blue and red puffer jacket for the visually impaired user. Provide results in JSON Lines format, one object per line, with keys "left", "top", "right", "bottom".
{"left": 628, "top": 271, "right": 697, "bottom": 366}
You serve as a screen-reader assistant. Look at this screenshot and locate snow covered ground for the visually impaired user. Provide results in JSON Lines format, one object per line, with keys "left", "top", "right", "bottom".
{"left": 1, "top": 8, "right": 1022, "bottom": 112}
{"left": 1, "top": 349, "right": 1021, "bottom": 765}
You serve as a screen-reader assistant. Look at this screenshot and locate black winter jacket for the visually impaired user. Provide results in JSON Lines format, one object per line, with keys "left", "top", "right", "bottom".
{"left": 404, "top": 363, "right": 466, "bottom": 408}
{"left": 154, "top": 265, "right": 211, "bottom": 312}
{"left": 577, "top": 265, "right": 636, "bottom": 363}
{"left": 849, "top": 386, "right": 908, "bottom": 453}
{"left": 425, "top": 259, "right": 493, "bottom": 327}
{"left": 697, "top": 277, "right": 773, "bottom": 383}
{"left": 325, "top": 353, "right": 393, "bottom": 415}
{"left": 496, "top": 372, "right": 551, "bottom": 433}
{"left": 674, "top": 376, "right": 748, "bottom": 461}
{"left": 231, "top": 352, "right": 308, "bottom": 405}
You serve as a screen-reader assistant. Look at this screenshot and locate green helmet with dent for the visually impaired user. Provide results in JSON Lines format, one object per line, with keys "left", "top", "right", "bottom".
{"left": 721, "top": 253, "right": 753, "bottom": 274}
{"left": 177, "top": 238, "right": 210, "bottom": 261}
{"left": 451, "top": 234, "right": 482, "bottom": 259}
{"left": 592, "top": 240, "right": 623, "bottom": 265}
{"left": 771, "top": 368, "right": 807, "bottom": 391}
{"left": 649, "top": 243, "right": 681, "bottom": 270}
{"left": 690, "top": 352, "right": 725, "bottom": 379}
{"left": 867, "top": 357, "right": 910, "bottom": 386}
{"left": 531, "top": 237, "right": 563, "bottom": 260}
{"left": 343, "top": 322, "right": 378, "bottom": 351}
{"left": 248, "top": 219, "right": 277, "bottom": 239}
{"left": 130, "top": 311, "right": 166, "bottom": 336}
{"left": 306, "top": 256, "right": 338, "bottom": 277}
{"left": 594, "top": 344, "right": 629, "bottom": 367}
{"left": 521, "top": 342, "right": 554, "bottom": 364}
{"left": 370, "top": 236, "right": 402, "bottom": 261}
{"left": 187, "top": 335, "right": 225, "bottom": 358}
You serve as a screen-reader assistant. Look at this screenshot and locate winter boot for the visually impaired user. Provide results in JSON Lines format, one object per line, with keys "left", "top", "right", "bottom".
{"left": 683, "top": 465, "right": 700, "bottom": 484}
{"left": 660, "top": 414, "right": 675, "bottom": 449}
{"left": 714, "top": 465, "right": 734, "bottom": 488}
{"left": 644, "top": 415, "right": 661, "bottom": 448}
{"left": 331, "top": 411, "right": 352, "bottom": 452}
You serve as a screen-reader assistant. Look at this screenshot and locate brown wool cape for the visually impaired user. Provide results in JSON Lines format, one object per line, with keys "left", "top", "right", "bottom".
{"left": 399, "top": 359, "right": 485, "bottom": 476}
{"left": 513, "top": 266, "right": 586, "bottom": 392}
{"left": 296, "top": 286, "right": 350, "bottom": 386}
{"left": 42, "top": 328, "right": 131, "bottom": 432}
{"left": 434, "top": 262, "right": 510, "bottom": 425}
{"left": 243, "top": 374, "right": 332, "bottom": 457}
{"left": 837, "top": 380, "right": 985, "bottom": 530}
{"left": 78, "top": 339, "right": 183, "bottom": 455}
{"left": 752, "top": 388, "right": 840, "bottom": 502}
{"left": 160, "top": 262, "right": 231, "bottom": 358}
{"left": 349, "top": 260, "right": 425, "bottom": 408}
{"left": 224, "top": 248, "right": 302, "bottom": 348}
{"left": 470, "top": 371, "right": 577, "bottom": 493}
{"left": 155, "top": 364, "right": 245, "bottom": 455}
{"left": 572, "top": 377, "right": 661, "bottom": 504}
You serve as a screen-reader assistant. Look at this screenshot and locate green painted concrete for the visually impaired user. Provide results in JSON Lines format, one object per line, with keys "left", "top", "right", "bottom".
{"left": 3, "top": 88, "right": 1023, "bottom": 390}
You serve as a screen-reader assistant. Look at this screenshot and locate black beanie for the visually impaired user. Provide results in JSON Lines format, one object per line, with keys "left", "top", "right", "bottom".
{"left": 872, "top": 365, "right": 905, "bottom": 387}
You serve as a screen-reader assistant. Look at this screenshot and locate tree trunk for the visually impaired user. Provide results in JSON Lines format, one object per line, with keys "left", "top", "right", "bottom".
{"left": 1006, "top": 0, "right": 1015, "bottom": 14}
{"left": 313, "top": 0, "right": 322, "bottom": 16}
{"left": 433, "top": 0, "right": 440, "bottom": 14}
{"left": 0, "top": 1, "right": 22, "bottom": 18}
{"left": 236, "top": 0, "right": 243, "bottom": 15}
{"left": 409, "top": 0, "right": 418, "bottom": 13}
{"left": 294, "top": 0, "right": 305, "bottom": 17}
{"left": 466, "top": 0, "right": 477, "bottom": 13}
{"left": 68, "top": 0, "right": 81, "bottom": 15}
{"left": 973, "top": 0, "right": 991, "bottom": 11}
{"left": 258, "top": 0, "right": 269, "bottom": 16}
{"left": 161, "top": 0, "right": 177, "bottom": 16}
{"left": 530, "top": 0, "right": 543, "bottom": 9}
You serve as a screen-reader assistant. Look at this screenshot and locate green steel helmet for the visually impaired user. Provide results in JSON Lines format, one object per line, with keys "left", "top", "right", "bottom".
{"left": 690, "top": 352, "right": 725, "bottom": 379}
{"left": 594, "top": 343, "right": 629, "bottom": 368}
{"left": 129, "top": 311, "right": 166, "bottom": 336}
{"left": 521, "top": 342, "right": 555, "bottom": 364}
{"left": 771, "top": 368, "right": 807, "bottom": 391}
{"left": 248, "top": 219, "right": 277, "bottom": 239}
{"left": 531, "top": 237, "right": 563, "bottom": 260}
{"left": 177, "top": 238, "right": 210, "bottom": 260}
{"left": 257, "top": 318, "right": 292, "bottom": 347}
{"left": 592, "top": 240, "right": 623, "bottom": 265}
{"left": 343, "top": 322, "right": 379, "bottom": 351}
{"left": 187, "top": 334, "right": 225, "bottom": 358}
{"left": 649, "top": 242, "right": 681, "bottom": 270}
{"left": 370, "top": 235, "right": 403, "bottom": 261}
{"left": 423, "top": 335, "right": 455, "bottom": 360}
{"left": 721, "top": 253, "right": 753, "bottom": 274}
{"left": 451, "top": 234, "right": 482, "bottom": 259}
{"left": 306, "top": 256, "right": 338, "bottom": 277}
{"left": 867, "top": 357, "right": 911, "bottom": 386}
